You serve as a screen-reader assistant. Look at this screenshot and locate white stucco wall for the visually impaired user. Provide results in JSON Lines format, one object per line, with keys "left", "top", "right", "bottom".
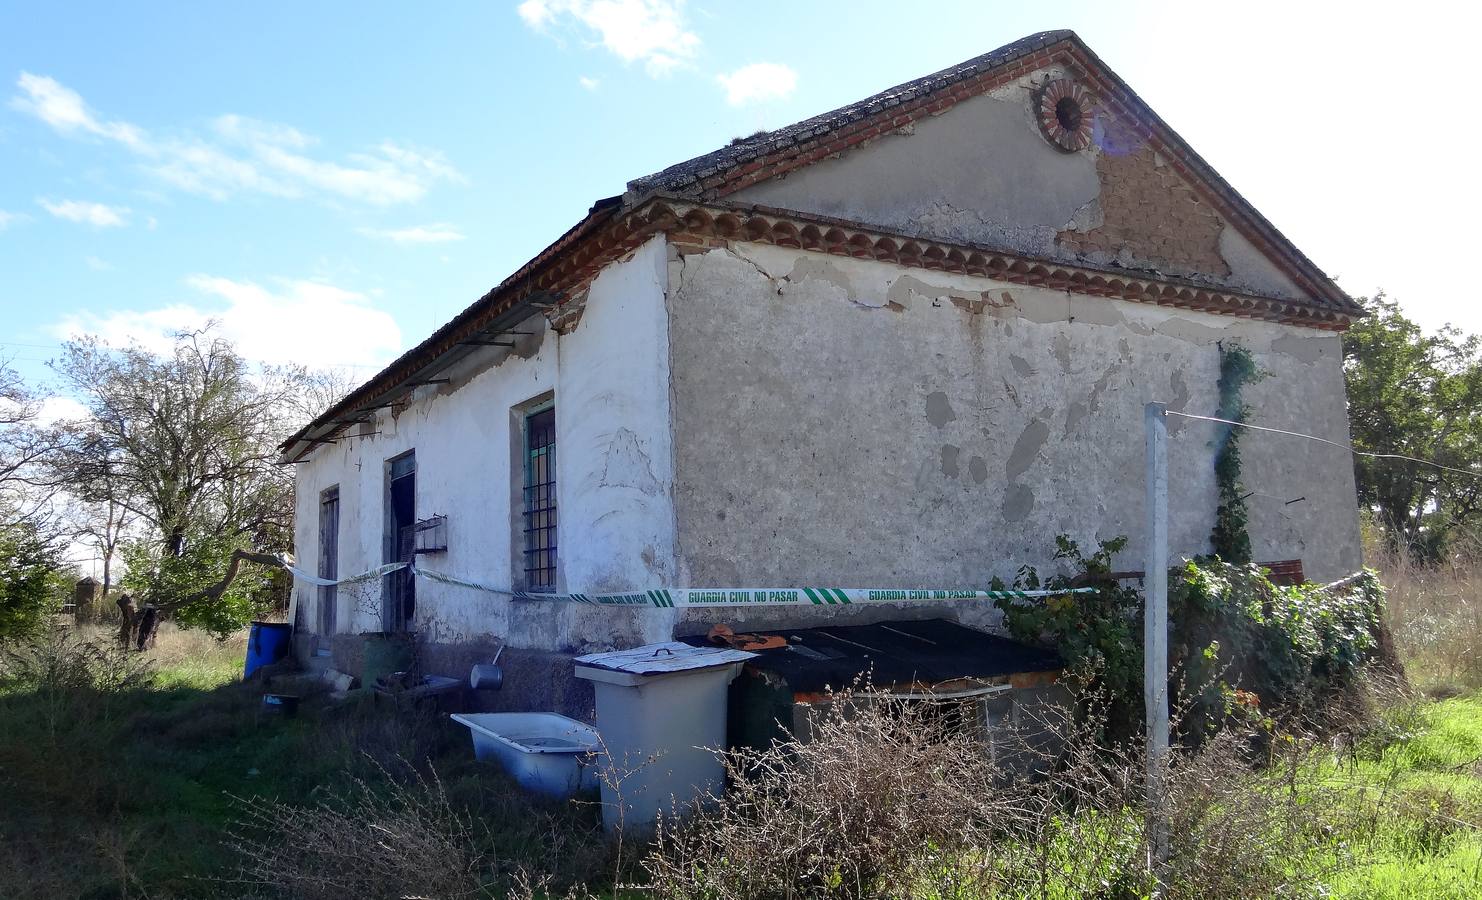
{"left": 291, "top": 235, "right": 679, "bottom": 653}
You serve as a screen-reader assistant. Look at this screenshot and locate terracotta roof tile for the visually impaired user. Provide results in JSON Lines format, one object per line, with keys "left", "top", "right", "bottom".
{"left": 629, "top": 30, "right": 1072, "bottom": 198}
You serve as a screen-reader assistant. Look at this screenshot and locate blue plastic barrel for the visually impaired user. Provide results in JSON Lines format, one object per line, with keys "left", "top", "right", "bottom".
{"left": 245, "top": 622, "right": 293, "bottom": 679}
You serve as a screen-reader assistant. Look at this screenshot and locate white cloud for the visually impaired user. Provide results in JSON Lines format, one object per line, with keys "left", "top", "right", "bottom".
{"left": 11, "top": 74, "right": 464, "bottom": 207}
{"left": 39, "top": 198, "right": 130, "bottom": 227}
{"left": 9, "top": 72, "right": 147, "bottom": 150}
{"left": 518, "top": 0, "right": 700, "bottom": 77}
{"left": 0, "top": 210, "right": 23, "bottom": 230}
{"left": 717, "top": 62, "right": 798, "bottom": 106}
{"left": 357, "top": 223, "right": 465, "bottom": 244}
{"left": 35, "top": 396, "right": 89, "bottom": 426}
{"left": 53, "top": 275, "right": 403, "bottom": 370}
{"left": 578, "top": 75, "right": 601, "bottom": 91}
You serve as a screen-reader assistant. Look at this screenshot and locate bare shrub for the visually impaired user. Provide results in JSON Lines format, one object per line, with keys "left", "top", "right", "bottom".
{"left": 643, "top": 681, "right": 1014, "bottom": 899}
{"left": 642, "top": 678, "right": 1354, "bottom": 899}
{"left": 229, "top": 764, "right": 495, "bottom": 900}
{"left": 0, "top": 625, "right": 154, "bottom": 748}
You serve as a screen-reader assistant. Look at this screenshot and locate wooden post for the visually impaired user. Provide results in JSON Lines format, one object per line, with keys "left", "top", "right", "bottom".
{"left": 1144, "top": 401, "right": 1170, "bottom": 872}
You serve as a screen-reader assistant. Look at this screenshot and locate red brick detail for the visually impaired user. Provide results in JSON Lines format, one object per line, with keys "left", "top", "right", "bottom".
{"left": 1058, "top": 111, "right": 1230, "bottom": 278}
{"left": 1035, "top": 78, "right": 1096, "bottom": 152}
{"left": 649, "top": 200, "right": 1350, "bottom": 334}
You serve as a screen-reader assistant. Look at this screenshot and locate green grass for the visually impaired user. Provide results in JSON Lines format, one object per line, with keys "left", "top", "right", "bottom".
{"left": 1315, "top": 696, "right": 1482, "bottom": 897}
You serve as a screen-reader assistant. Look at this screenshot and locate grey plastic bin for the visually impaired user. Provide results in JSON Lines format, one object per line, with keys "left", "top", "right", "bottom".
{"left": 574, "top": 641, "right": 755, "bottom": 831}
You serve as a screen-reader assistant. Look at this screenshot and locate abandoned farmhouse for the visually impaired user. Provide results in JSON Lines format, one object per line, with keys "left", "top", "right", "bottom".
{"left": 279, "top": 30, "right": 1365, "bottom": 712}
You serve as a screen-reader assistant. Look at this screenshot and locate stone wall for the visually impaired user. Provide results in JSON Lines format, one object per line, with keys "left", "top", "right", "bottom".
{"left": 663, "top": 239, "right": 1361, "bottom": 637}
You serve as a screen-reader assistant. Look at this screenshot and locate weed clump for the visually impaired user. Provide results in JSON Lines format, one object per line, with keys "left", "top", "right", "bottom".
{"left": 229, "top": 766, "right": 493, "bottom": 900}
{"left": 645, "top": 683, "right": 1006, "bottom": 898}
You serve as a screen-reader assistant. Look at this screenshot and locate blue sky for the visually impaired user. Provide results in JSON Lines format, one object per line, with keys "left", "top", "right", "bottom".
{"left": 3, "top": 0, "right": 1477, "bottom": 417}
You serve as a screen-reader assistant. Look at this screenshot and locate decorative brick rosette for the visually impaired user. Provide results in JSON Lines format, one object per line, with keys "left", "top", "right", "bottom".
{"left": 1035, "top": 78, "right": 1096, "bottom": 152}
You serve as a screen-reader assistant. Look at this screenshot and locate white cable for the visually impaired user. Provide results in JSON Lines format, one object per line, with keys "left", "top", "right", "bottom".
{"left": 1163, "top": 410, "right": 1482, "bottom": 480}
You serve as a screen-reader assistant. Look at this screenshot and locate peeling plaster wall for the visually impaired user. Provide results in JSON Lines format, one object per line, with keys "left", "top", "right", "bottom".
{"left": 665, "top": 241, "right": 1361, "bottom": 635}
{"left": 734, "top": 86, "right": 1096, "bottom": 261}
{"left": 732, "top": 68, "right": 1305, "bottom": 301}
{"left": 290, "top": 235, "right": 679, "bottom": 657}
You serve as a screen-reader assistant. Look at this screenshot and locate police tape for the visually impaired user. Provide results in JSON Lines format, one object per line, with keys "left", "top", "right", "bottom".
{"left": 284, "top": 558, "right": 1093, "bottom": 607}
{"left": 281, "top": 561, "right": 408, "bottom": 588}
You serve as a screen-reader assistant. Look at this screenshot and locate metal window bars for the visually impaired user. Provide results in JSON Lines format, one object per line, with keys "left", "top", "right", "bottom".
{"left": 523, "top": 407, "right": 557, "bottom": 590}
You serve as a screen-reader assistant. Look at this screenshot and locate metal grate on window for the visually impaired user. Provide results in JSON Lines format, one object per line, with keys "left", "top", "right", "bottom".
{"left": 523, "top": 407, "right": 557, "bottom": 590}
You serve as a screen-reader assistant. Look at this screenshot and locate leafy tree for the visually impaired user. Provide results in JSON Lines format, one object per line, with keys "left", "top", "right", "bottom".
{"left": 0, "top": 519, "right": 66, "bottom": 643}
{"left": 51, "top": 330, "right": 312, "bottom": 636}
{"left": 0, "top": 357, "right": 60, "bottom": 530}
{"left": 1343, "top": 296, "right": 1482, "bottom": 557}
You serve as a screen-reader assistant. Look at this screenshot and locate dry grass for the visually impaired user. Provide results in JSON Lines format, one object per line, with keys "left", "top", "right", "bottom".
{"left": 645, "top": 683, "right": 1008, "bottom": 899}
{"left": 228, "top": 765, "right": 495, "bottom": 900}
{"left": 640, "top": 679, "right": 1354, "bottom": 900}
{"left": 1371, "top": 534, "right": 1482, "bottom": 694}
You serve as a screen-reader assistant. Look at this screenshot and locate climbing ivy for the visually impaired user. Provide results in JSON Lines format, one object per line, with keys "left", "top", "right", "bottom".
{"left": 1170, "top": 561, "right": 1388, "bottom": 738}
{"left": 1209, "top": 343, "right": 1262, "bottom": 563}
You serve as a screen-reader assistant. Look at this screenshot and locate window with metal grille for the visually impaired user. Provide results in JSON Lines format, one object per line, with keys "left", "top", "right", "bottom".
{"left": 317, "top": 485, "right": 339, "bottom": 636}
{"left": 523, "top": 407, "right": 557, "bottom": 590}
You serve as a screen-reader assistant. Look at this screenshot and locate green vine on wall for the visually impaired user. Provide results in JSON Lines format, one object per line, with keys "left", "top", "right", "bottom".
{"left": 1210, "top": 343, "right": 1262, "bottom": 564}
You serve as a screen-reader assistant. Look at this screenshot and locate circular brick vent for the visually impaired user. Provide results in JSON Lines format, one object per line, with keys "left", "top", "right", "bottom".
{"left": 1036, "top": 79, "right": 1096, "bottom": 152}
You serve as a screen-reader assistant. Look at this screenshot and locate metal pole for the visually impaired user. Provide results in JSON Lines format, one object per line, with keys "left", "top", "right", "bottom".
{"left": 1144, "top": 401, "right": 1170, "bottom": 872}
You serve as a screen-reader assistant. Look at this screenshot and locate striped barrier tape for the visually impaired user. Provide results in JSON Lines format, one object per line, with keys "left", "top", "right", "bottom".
{"left": 283, "top": 560, "right": 408, "bottom": 588}
{"left": 507, "top": 585, "right": 1095, "bottom": 607}
{"left": 286, "top": 558, "right": 1093, "bottom": 607}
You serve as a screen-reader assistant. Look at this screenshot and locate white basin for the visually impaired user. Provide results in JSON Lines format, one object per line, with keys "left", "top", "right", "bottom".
{"left": 450, "top": 712, "right": 601, "bottom": 798}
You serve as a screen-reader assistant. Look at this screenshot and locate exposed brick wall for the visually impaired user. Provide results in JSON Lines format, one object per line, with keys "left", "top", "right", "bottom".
{"left": 1057, "top": 118, "right": 1231, "bottom": 279}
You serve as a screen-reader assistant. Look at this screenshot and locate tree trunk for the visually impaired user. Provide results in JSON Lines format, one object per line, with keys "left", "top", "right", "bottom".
{"left": 166, "top": 524, "right": 186, "bottom": 559}
{"left": 134, "top": 606, "right": 160, "bottom": 651}
{"left": 116, "top": 595, "right": 136, "bottom": 648}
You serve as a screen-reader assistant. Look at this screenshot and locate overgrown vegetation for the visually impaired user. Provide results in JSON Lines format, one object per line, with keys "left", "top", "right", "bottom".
{"left": 646, "top": 677, "right": 1481, "bottom": 899}
{"left": 646, "top": 682, "right": 1007, "bottom": 898}
{"left": 1171, "top": 561, "right": 1394, "bottom": 737}
{"left": 994, "top": 535, "right": 1145, "bottom": 743}
{"left": 0, "top": 624, "right": 611, "bottom": 900}
{"left": 1372, "top": 530, "right": 1482, "bottom": 694}
{"left": 994, "top": 535, "right": 1394, "bottom": 747}
{"left": 0, "top": 551, "right": 1478, "bottom": 899}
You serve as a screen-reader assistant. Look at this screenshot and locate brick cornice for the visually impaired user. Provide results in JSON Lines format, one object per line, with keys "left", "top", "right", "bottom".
{"left": 639, "top": 199, "right": 1353, "bottom": 332}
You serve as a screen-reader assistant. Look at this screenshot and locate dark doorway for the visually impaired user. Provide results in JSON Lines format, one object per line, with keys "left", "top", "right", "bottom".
{"left": 385, "top": 452, "right": 416, "bottom": 631}
{"left": 318, "top": 486, "right": 339, "bottom": 637}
